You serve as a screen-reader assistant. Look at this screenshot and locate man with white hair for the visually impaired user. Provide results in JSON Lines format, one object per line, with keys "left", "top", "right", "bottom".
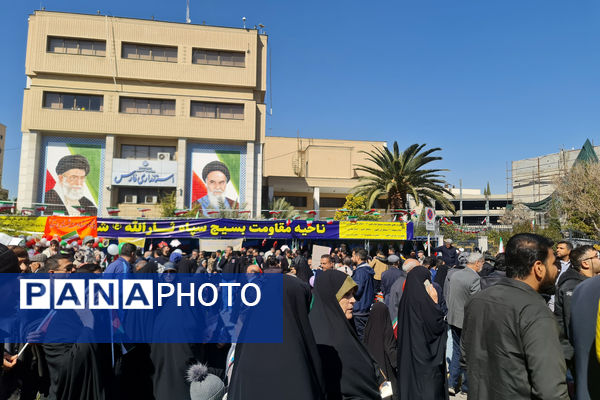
{"left": 446, "top": 252, "right": 484, "bottom": 397}
{"left": 434, "top": 238, "right": 458, "bottom": 268}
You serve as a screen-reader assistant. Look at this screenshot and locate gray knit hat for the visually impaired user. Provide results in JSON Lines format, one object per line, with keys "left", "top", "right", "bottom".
{"left": 187, "top": 363, "right": 225, "bottom": 400}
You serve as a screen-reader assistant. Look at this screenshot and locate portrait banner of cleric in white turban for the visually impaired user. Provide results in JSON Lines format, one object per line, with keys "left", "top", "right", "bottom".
{"left": 196, "top": 161, "right": 239, "bottom": 215}
{"left": 44, "top": 153, "right": 98, "bottom": 216}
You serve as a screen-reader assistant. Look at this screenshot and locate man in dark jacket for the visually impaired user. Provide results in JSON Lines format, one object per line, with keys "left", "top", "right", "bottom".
{"left": 479, "top": 253, "right": 507, "bottom": 290}
{"left": 554, "top": 245, "right": 595, "bottom": 366}
{"left": 462, "top": 233, "right": 568, "bottom": 400}
{"left": 352, "top": 249, "right": 375, "bottom": 341}
{"left": 434, "top": 238, "right": 458, "bottom": 267}
{"left": 568, "top": 246, "right": 600, "bottom": 400}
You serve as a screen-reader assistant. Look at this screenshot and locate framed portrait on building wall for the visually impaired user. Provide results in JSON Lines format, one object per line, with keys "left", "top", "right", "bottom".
{"left": 43, "top": 141, "right": 102, "bottom": 216}
{"left": 190, "top": 148, "right": 241, "bottom": 216}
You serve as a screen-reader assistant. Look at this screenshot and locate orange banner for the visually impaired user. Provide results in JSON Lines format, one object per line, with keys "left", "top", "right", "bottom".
{"left": 44, "top": 216, "right": 97, "bottom": 238}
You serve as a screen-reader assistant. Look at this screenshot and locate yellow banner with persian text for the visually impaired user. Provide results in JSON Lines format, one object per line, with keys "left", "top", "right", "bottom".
{"left": 118, "top": 237, "right": 147, "bottom": 249}
{"left": 339, "top": 221, "right": 408, "bottom": 240}
{"left": 0, "top": 216, "right": 48, "bottom": 235}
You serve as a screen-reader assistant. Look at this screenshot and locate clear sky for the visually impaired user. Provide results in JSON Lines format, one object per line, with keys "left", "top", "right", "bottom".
{"left": 1, "top": 0, "right": 599, "bottom": 198}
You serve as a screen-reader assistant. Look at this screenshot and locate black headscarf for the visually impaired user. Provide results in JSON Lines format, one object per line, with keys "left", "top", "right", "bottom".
{"left": 228, "top": 275, "right": 325, "bottom": 399}
{"left": 364, "top": 302, "right": 398, "bottom": 400}
{"left": 293, "top": 255, "right": 313, "bottom": 283}
{"left": 309, "top": 270, "right": 382, "bottom": 400}
{"left": 397, "top": 266, "right": 448, "bottom": 400}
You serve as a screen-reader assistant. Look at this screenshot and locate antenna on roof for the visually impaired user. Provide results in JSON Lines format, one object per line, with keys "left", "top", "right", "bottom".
{"left": 242, "top": 17, "right": 246, "bottom": 29}
{"left": 186, "top": 0, "right": 191, "bottom": 23}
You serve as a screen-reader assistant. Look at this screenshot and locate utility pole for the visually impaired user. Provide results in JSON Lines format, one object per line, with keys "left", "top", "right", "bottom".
{"left": 459, "top": 179, "right": 463, "bottom": 226}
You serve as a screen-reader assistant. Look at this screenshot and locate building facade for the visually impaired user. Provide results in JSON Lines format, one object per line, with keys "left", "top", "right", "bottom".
{"left": 18, "top": 11, "right": 267, "bottom": 217}
{"left": 511, "top": 140, "right": 600, "bottom": 205}
{"left": 435, "top": 188, "right": 512, "bottom": 225}
{"left": 262, "top": 136, "right": 387, "bottom": 219}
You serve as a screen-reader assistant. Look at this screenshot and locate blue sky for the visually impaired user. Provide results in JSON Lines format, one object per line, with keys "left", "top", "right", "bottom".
{"left": 1, "top": 0, "right": 599, "bottom": 198}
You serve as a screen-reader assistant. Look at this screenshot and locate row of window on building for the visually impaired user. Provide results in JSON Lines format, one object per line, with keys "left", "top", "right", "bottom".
{"left": 47, "top": 37, "right": 246, "bottom": 67}
{"left": 42, "top": 92, "right": 244, "bottom": 119}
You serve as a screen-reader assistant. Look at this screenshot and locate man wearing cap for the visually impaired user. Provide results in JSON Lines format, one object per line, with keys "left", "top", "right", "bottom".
{"left": 381, "top": 254, "right": 404, "bottom": 306}
{"left": 197, "top": 161, "right": 238, "bottom": 215}
{"left": 434, "top": 239, "right": 458, "bottom": 268}
{"left": 45, "top": 154, "right": 97, "bottom": 216}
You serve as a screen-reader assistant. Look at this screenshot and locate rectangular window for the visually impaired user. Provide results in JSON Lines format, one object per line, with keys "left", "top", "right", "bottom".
{"left": 121, "top": 42, "right": 178, "bottom": 63}
{"left": 47, "top": 37, "right": 106, "bottom": 57}
{"left": 118, "top": 187, "right": 175, "bottom": 204}
{"left": 119, "top": 97, "right": 176, "bottom": 116}
{"left": 192, "top": 48, "right": 245, "bottom": 67}
{"left": 120, "top": 145, "right": 176, "bottom": 160}
{"left": 320, "top": 197, "right": 347, "bottom": 208}
{"left": 190, "top": 101, "right": 244, "bottom": 120}
{"left": 277, "top": 196, "right": 307, "bottom": 208}
{"left": 43, "top": 92, "right": 103, "bottom": 111}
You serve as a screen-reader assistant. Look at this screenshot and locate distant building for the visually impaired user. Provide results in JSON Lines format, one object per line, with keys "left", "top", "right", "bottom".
{"left": 435, "top": 188, "right": 512, "bottom": 226}
{"left": 511, "top": 139, "right": 599, "bottom": 206}
{"left": 262, "top": 136, "right": 387, "bottom": 219}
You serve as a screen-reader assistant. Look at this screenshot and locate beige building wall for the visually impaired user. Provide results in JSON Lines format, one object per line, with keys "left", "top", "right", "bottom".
{"left": 263, "top": 136, "right": 386, "bottom": 218}
{"left": 18, "top": 11, "right": 267, "bottom": 217}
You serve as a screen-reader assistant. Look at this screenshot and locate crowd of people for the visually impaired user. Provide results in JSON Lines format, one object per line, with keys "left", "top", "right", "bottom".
{"left": 1, "top": 232, "right": 600, "bottom": 399}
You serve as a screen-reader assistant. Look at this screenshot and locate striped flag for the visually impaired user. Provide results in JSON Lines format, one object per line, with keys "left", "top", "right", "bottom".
{"left": 174, "top": 209, "right": 189, "bottom": 216}
{"left": 62, "top": 231, "right": 79, "bottom": 243}
{"left": 306, "top": 218, "right": 314, "bottom": 226}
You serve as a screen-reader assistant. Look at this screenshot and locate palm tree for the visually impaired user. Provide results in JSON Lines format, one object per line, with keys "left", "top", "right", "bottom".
{"left": 353, "top": 142, "right": 455, "bottom": 212}
{"left": 264, "top": 197, "right": 297, "bottom": 220}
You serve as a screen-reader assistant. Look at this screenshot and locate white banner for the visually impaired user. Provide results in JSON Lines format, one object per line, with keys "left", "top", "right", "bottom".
{"left": 112, "top": 159, "right": 177, "bottom": 187}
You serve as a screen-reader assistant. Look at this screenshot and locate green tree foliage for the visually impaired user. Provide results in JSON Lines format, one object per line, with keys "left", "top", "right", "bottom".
{"left": 263, "top": 197, "right": 296, "bottom": 220}
{"left": 159, "top": 191, "right": 177, "bottom": 217}
{"left": 334, "top": 194, "right": 381, "bottom": 221}
{"left": 353, "top": 142, "right": 455, "bottom": 212}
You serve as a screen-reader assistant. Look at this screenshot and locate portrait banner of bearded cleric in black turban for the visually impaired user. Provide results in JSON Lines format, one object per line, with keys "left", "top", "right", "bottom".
{"left": 196, "top": 160, "right": 239, "bottom": 215}
{"left": 44, "top": 154, "right": 98, "bottom": 216}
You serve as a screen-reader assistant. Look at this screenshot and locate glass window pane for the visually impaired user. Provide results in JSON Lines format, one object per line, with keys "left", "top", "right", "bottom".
{"left": 206, "top": 51, "right": 219, "bottom": 65}
{"left": 79, "top": 41, "right": 94, "bottom": 55}
{"left": 122, "top": 44, "right": 137, "bottom": 59}
{"left": 48, "top": 38, "right": 65, "bottom": 53}
{"left": 192, "top": 50, "right": 206, "bottom": 64}
{"left": 149, "top": 100, "right": 161, "bottom": 115}
{"left": 203, "top": 103, "right": 217, "bottom": 118}
{"left": 44, "top": 93, "right": 61, "bottom": 109}
{"left": 161, "top": 101, "right": 175, "bottom": 116}
{"left": 90, "top": 96, "right": 103, "bottom": 111}
{"left": 149, "top": 146, "right": 161, "bottom": 159}
{"left": 220, "top": 52, "right": 234, "bottom": 66}
{"left": 233, "top": 52, "right": 245, "bottom": 67}
{"left": 138, "top": 46, "right": 151, "bottom": 60}
{"left": 219, "top": 104, "right": 233, "bottom": 119}
{"left": 232, "top": 104, "right": 244, "bottom": 119}
{"left": 74, "top": 95, "right": 90, "bottom": 110}
{"left": 136, "top": 99, "right": 149, "bottom": 114}
{"left": 62, "top": 94, "right": 75, "bottom": 110}
{"left": 165, "top": 47, "right": 177, "bottom": 62}
{"left": 120, "top": 98, "right": 135, "bottom": 113}
{"left": 65, "top": 40, "right": 79, "bottom": 54}
{"left": 93, "top": 41, "right": 106, "bottom": 56}
{"left": 121, "top": 145, "right": 135, "bottom": 159}
{"left": 135, "top": 146, "right": 149, "bottom": 159}
{"left": 152, "top": 47, "right": 166, "bottom": 62}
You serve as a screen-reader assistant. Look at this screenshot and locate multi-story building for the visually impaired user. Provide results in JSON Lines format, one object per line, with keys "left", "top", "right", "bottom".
{"left": 262, "top": 136, "right": 387, "bottom": 219}
{"left": 18, "top": 11, "right": 267, "bottom": 217}
{"left": 511, "top": 139, "right": 599, "bottom": 205}
{"left": 435, "top": 188, "right": 512, "bottom": 225}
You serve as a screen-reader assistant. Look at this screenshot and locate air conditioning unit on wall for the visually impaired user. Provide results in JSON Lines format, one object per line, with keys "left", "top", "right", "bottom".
{"left": 144, "top": 195, "right": 158, "bottom": 204}
{"left": 123, "top": 194, "right": 137, "bottom": 204}
{"left": 157, "top": 152, "right": 170, "bottom": 161}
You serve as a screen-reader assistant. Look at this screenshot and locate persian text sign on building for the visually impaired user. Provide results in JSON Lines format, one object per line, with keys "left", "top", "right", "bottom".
{"left": 97, "top": 218, "right": 340, "bottom": 240}
{"left": 339, "top": 221, "right": 412, "bottom": 240}
{"left": 112, "top": 159, "right": 177, "bottom": 187}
